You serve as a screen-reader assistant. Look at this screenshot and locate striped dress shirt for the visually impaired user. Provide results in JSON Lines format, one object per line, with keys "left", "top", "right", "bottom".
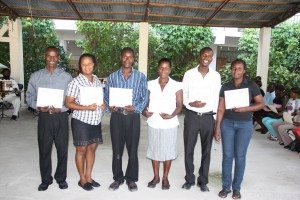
{"left": 104, "top": 68, "right": 148, "bottom": 113}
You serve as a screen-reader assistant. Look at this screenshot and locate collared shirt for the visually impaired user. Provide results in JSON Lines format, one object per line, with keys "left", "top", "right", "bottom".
{"left": 66, "top": 73, "right": 103, "bottom": 125}
{"left": 220, "top": 79, "right": 261, "bottom": 121}
{"left": 183, "top": 65, "right": 221, "bottom": 114}
{"left": 104, "top": 68, "right": 148, "bottom": 113}
{"left": 26, "top": 67, "right": 72, "bottom": 112}
{"left": 264, "top": 91, "right": 275, "bottom": 105}
{"left": 147, "top": 77, "right": 182, "bottom": 129}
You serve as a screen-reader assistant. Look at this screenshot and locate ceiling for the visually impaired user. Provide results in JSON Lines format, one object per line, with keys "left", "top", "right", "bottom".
{"left": 0, "top": 0, "right": 300, "bottom": 28}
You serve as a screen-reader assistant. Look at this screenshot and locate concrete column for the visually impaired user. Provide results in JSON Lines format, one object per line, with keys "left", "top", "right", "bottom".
{"left": 210, "top": 45, "right": 218, "bottom": 71}
{"left": 257, "top": 27, "right": 271, "bottom": 92}
{"left": 138, "top": 22, "right": 148, "bottom": 77}
{"left": 9, "top": 18, "right": 25, "bottom": 105}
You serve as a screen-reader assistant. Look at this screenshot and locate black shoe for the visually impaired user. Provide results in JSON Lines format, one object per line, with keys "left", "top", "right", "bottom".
{"left": 89, "top": 179, "right": 100, "bottom": 187}
{"left": 232, "top": 190, "right": 241, "bottom": 199}
{"left": 198, "top": 183, "right": 210, "bottom": 192}
{"left": 255, "top": 128, "right": 262, "bottom": 132}
{"left": 38, "top": 180, "right": 53, "bottom": 191}
{"left": 161, "top": 179, "right": 170, "bottom": 190}
{"left": 147, "top": 178, "right": 160, "bottom": 188}
{"left": 126, "top": 181, "right": 138, "bottom": 192}
{"left": 218, "top": 188, "right": 232, "bottom": 198}
{"left": 11, "top": 115, "right": 17, "bottom": 120}
{"left": 57, "top": 181, "right": 68, "bottom": 189}
{"left": 284, "top": 144, "right": 291, "bottom": 149}
{"left": 182, "top": 182, "right": 195, "bottom": 190}
{"left": 109, "top": 180, "right": 124, "bottom": 191}
{"left": 78, "top": 181, "right": 93, "bottom": 191}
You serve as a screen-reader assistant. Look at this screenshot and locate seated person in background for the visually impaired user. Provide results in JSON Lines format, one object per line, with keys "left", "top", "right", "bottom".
{"left": 264, "top": 83, "right": 276, "bottom": 105}
{"left": 0, "top": 68, "right": 21, "bottom": 120}
{"left": 262, "top": 85, "right": 294, "bottom": 141}
{"left": 254, "top": 84, "right": 287, "bottom": 134}
{"left": 255, "top": 80, "right": 265, "bottom": 97}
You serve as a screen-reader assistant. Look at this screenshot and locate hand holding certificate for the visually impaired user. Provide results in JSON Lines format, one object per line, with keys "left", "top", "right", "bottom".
{"left": 109, "top": 87, "right": 132, "bottom": 107}
{"left": 224, "top": 88, "right": 249, "bottom": 110}
{"left": 79, "top": 86, "right": 103, "bottom": 106}
{"left": 36, "top": 87, "right": 64, "bottom": 108}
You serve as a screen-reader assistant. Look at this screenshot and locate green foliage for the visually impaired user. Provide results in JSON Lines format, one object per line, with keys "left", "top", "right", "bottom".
{"left": 0, "top": 17, "right": 9, "bottom": 68}
{"left": 0, "top": 17, "right": 70, "bottom": 88}
{"left": 152, "top": 24, "right": 213, "bottom": 80}
{"left": 76, "top": 21, "right": 140, "bottom": 77}
{"left": 221, "top": 23, "right": 300, "bottom": 90}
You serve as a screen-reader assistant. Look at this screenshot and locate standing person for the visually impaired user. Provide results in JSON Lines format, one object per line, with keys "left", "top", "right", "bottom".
{"left": 104, "top": 47, "right": 148, "bottom": 192}
{"left": 214, "top": 59, "right": 264, "bottom": 199}
{"left": 26, "top": 46, "right": 72, "bottom": 191}
{"left": 65, "top": 53, "right": 106, "bottom": 191}
{"left": 142, "top": 58, "right": 183, "bottom": 190}
{"left": 0, "top": 68, "right": 21, "bottom": 120}
{"left": 182, "top": 47, "right": 221, "bottom": 192}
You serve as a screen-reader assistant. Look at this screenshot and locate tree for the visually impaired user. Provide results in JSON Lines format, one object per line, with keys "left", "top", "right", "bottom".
{"left": 0, "top": 17, "right": 10, "bottom": 69}
{"left": 219, "top": 22, "right": 300, "bottom": 90}
{"left": 0, "top": 17, "right": 70, "bottom": 88}
{"left": 152, "top": 24, "right": 213, "bottom": 80}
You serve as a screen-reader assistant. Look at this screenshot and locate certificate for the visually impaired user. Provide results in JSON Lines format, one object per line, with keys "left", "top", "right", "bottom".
{"left": 283, "top": 112, "right": 293, "bottom": 124}
{"left": 36, "top": 87, "right": 64, "bottom": 108}
{"left": 224, "top": 88, "right": 249, "bottom": 109}
{"left": 148, "top": 98, "right": 174, "bottom": 115}
{"left": 79, "top": 86, "right": 103, "bottom": 106}
{"left": 267, "top": 105, "right": 278, "bottom": 113}
{"left": 109, "top": 87, "right": 132, "bottom": 107}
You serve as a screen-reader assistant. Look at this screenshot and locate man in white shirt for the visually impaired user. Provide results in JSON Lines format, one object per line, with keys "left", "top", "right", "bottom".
{"left": 182, "top": 47, "right": 221, "bottom": 192}
{"left": 0, "top": 68, "right": 21, "bottom": 120}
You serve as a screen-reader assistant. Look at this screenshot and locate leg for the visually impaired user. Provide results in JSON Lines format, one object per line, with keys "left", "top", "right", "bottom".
{"left": 86, "top": 143, "right": 98, "bottom": 182}
{"left": 125, "top": 113, "right": 140, "bottom": 182}
{"left": 264, "top": 118, "right": 282, "bottom": 138}
{"left": 110, "top": 113, "right": 126, "bottom": 182}
{"left": 197, "top": 115, "right": 215, "bottom": 185}
{"left": 75, "top": 146, "right": 87, "bottom": 184}
{"left": 183, "top": 111, "right": 199, "bottom": 183}
{"left": 232, "top": 120, "right": 253, "bottom": 192}
{"left": 220, "top": 119, "right": 235, "bottom": 191}
{"left": 152, "top": 160, "right": 160, "bottom": 181}
{"left": 278, "top": 124, "right": 295, "bottom": 146}
{"left": 53, "top": 112, "right": 69, "bottom": 183}
{"left": 4, "top": 94, "right": 20, "bottom": 116}
{"left": 163, "top": 160, "right": 171, "bottom": 181}
{"left": 38, "top": 113, "right": 54, "bottom": 184}
{"left": 272, "top": 121, "right": 285, "bottom": 143}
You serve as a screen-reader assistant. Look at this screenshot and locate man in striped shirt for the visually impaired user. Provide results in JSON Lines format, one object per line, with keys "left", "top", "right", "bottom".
{"left": 104, "top": 47, "right": 148, "bottom": 192}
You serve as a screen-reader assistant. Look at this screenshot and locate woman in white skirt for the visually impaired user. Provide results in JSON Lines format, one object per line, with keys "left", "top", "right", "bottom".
{"left": 142, "top": 58, "right": 183, "bottom": 190}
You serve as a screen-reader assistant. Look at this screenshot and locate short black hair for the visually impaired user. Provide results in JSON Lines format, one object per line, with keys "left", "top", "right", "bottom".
{"left": 230, "top": 59, "right": 247, "bottom": 71}
{"left": 290, "top": 87, "right": 300, "bottom": 94}
{"left": 45, "top": 46, "right": 59, "bottom": 54}
{"left": 275, "top": 84, "right": 285, "bottom": 92}
{"left": 121, "top": 47, "right": 134, "bottom": 56}
{"left": 199, "top": 47, "right": 213, "bottom": 56}
{"left": 158, "top": 58, "right": 172, "bottom": 68}
{"left": 78, "top": 53, "right": 96, "bottom": 73}
{"left": 1, "top": 68, "right": 10, "bottom": 74}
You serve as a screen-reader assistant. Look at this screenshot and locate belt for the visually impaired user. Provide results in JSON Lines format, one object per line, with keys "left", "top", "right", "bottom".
{"left": 188, "top": 109, "right": 216, "bottom": 116}
{"left": 116, "top": 109, "right": 135, "bottom": 115}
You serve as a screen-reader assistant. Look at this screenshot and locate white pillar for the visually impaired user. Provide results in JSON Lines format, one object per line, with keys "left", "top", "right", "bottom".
{"left": 9, "top": 19, "right": 25, "bottom": 105}
{"left": 257, "top": 27, "right": 271, "bottom": 92}
{"left": 210, "top": 45, "right": 218, "bottom": 71}
{"left": 138, "top": 22, "right": 148, "bottom": 77}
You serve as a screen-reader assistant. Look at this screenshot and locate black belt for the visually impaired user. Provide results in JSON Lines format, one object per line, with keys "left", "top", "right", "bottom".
{"left": 116, "top": 109, "right": 135, "bottom": 115}
{"left": 188, "top": 109, "right": 216, "bottom": 116}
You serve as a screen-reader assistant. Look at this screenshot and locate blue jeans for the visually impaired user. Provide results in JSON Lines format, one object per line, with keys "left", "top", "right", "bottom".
{"left": 262, "top": 117, "right": 282, "bottom": 137}
{"left": 220, "top": 118, "right": 253, "bottom": 192}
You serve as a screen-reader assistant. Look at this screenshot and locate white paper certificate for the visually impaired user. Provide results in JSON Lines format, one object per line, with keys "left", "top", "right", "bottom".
{"left": 148, "top": 98, "right": 174, "bottom": 115}
{"left": 79, "top": 86, "right": 103, "bottom": 106}
{"left": 36, "top": 87, "right": 64, "bottom": 108}
{"left": 283, "top": 112, "right": 293, "bottom": 124}
{"left": 109, "top": 87, "right": 132, "bottom": 107}
{"left": 224, "top": 88, "right": 249, "bottom": 109}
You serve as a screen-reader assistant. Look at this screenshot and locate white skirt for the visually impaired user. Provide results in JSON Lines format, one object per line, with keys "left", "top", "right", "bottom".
{"left": 147, "top": 126, "right": 178, "bottom": 161}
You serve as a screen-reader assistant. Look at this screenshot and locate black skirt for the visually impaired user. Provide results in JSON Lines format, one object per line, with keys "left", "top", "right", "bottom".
{"left": 71, "top": 118, "right": 103, "bottom": 146}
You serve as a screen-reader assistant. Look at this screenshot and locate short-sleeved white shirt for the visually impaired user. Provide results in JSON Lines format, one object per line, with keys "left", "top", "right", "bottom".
{"left": 147, "top": 77, "right": 182, "bottom": 129}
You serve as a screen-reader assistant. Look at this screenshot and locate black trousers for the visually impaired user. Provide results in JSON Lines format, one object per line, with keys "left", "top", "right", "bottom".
{"left": 183, "top": 110, "right": 215, "bottom": 185}
{"left": 38, "top": 112, "right": 69, "bottom": 184}
{"left": 110, "top": 112, "right": 140, "bottom": 183}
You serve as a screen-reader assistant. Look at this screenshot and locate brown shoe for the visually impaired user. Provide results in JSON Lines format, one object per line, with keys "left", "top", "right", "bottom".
{"left": 147, "top": 178, "right": 160, "bottom": 188}
{"left": 232, "top": 190, "right": 241, "bottom": 199}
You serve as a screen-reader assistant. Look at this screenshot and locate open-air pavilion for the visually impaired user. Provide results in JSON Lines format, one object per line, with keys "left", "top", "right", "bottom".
{"left": 0, "top": 1, "right": 300, "bottom": 200}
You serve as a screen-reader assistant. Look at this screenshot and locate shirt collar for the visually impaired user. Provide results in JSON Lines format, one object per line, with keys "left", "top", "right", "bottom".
{"left": 229, "top": 78, "right": 249, "bottom": 88}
